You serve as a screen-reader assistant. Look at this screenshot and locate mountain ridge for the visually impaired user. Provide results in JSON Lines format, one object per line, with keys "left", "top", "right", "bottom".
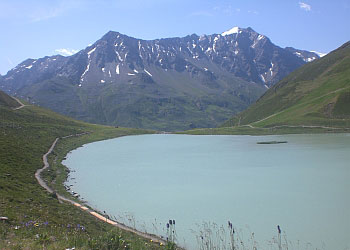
{"left": 1, "top": 27, "right": 320, "bottom": 130}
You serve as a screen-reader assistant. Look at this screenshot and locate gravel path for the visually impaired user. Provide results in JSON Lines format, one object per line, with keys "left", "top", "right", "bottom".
{"left": 12, "top": 97, "right": 27, "bottom": 110}
{"left": 35, "top": 135, "right": 168, "bottom": 246}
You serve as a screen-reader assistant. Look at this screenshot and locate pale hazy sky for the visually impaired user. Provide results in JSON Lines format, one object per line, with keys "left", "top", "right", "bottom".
{"left": 1, "top": 0, "right": 349, "bottom": 74}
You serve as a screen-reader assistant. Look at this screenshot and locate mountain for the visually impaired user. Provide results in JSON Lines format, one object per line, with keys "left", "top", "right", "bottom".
{"left": 285, "top": 47, "right": 320, "bottom": 62}
{"left": 0, "top": 27, "right": 320, "bottom": 131}
{"left": 222, "top": 41, "right": 350, "bottom": 128}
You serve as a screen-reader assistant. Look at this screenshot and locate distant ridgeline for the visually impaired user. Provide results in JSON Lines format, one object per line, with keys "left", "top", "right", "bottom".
{"left": 222, "top": 41, "right": 350, "bottom": 128}
{"left": 0, "top": 27, "right": 320, "bottom": 131}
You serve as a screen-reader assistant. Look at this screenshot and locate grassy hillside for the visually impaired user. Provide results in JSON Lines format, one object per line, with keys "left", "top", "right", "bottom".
{"left": 0, "top": 90, "right": 20, "bottom": 108}
{"left": 220, "top": 41, "right": 350, "bottom": 129}
{"left": 0, "top": 95, "right": 169, "bottom": 249}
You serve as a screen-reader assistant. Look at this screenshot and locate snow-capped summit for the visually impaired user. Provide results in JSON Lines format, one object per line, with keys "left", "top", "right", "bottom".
{"left": 222, "top": 27, "right": 241, "bottom": 36}
{"left": 1, "top": 27, "right": 320, "bottom": 131}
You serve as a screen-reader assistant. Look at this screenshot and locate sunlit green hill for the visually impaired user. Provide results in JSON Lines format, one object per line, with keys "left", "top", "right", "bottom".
{"left": 222, "top": 41, "right": 350, "bottom": 129}
{"left": 0, "top": 93, "right": 162, "bottom": 249}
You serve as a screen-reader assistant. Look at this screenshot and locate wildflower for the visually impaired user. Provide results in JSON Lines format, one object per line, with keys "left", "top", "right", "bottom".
{"left": 34, "top": 223, "right": 39, "bottom": 227}
{"left": 43, "top": 221, "right": 48, "bottom": 226}
{"left": 15, "top": 226, "right": 20, "bottom": 230}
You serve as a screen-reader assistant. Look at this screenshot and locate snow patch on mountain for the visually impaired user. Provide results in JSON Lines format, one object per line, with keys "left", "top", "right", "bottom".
{"left": 80, "top": 63, "right": 90, "bottom": 82}
{"left": 115, "top": 51, "right": 123, "bottom": 62}
{"left": 269, "top": 62, "right": 274, "bottom": 76}
{"left": 222, "top": 27, "right": 240, "bottom": 36}
{"left": 144, "top": 69, "right": 152, "bottom": 77}
{"left": 260, "top": 74, "right": 266, "bottom": 83}
{"left": 87, "top": 47, "right": 96, "bottom": 55}
{"left": 306, "top": 57, "right": 317, "bottom": 62}
{"left": 257, "top": 34, "right": 264, "bottom": 41}
{"left": 311, "top": 51, "right": 327, "bottom": 57}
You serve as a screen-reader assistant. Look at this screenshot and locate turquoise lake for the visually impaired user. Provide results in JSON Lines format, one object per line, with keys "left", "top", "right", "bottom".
{"left": 63, "top": 134, "right": 350, "bottom": 249}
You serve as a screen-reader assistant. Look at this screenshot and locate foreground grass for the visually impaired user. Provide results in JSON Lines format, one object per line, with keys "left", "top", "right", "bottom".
{"left": 0, "top": 104, "right": 171, "bottom": 249}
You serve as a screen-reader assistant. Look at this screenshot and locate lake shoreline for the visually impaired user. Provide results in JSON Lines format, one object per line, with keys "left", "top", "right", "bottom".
{"left": 62, "top": 133, "right": 350, "bottom": 250}
{"left": 180, "top": 125, "right": 350, "bottom": 135}
{"left": 40, "top": 128, "right": 175, "bottom": 248}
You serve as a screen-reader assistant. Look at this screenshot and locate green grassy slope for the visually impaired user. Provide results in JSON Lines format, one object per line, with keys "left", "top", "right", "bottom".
{"left": 0, "top": 98, "right": 167, "bottom": 249}
{"left": 221, "top": 41, "right": 350, "bottom": 129}
{"left": 0, "top": 90, "right": 20, "bottom": 108}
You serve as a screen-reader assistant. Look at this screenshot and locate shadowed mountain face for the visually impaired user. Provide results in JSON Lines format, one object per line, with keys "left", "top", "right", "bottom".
{"left": 222, "top": 41, "right": 350, "bottom": 128}
{"left": 0, "top": 27, "right": 319, "bottom": 131}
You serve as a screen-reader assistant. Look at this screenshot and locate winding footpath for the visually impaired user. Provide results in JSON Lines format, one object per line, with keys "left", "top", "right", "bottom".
{"left": 35, "top": 135, "right": 167, "bottom": 246}
{"left": 12, "top": 95, "right": 168, "bottom": 246}
{"left": 12, "top": 97, "right": 27, "bottom": 110}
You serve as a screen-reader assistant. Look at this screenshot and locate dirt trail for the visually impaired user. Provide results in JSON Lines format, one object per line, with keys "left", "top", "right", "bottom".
{"left": 35, "top": 134, "right": 167, "bottom": 246}
{"left": 12, "top": 97, "right": 27, "bottom": 110}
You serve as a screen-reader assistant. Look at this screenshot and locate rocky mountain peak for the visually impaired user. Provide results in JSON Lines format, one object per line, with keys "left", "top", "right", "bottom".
{"left": 0, "top": 27, "right": 322, "bottom": 130}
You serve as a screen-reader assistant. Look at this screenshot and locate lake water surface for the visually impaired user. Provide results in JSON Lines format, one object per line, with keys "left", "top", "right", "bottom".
{"left": 63, "top": 134, "right": 350, "bottom": 249}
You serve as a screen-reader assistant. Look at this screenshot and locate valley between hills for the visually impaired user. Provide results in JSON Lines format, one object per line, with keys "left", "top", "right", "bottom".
{"left": 0, "top": 27, "right": 349, "bottom": 249}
